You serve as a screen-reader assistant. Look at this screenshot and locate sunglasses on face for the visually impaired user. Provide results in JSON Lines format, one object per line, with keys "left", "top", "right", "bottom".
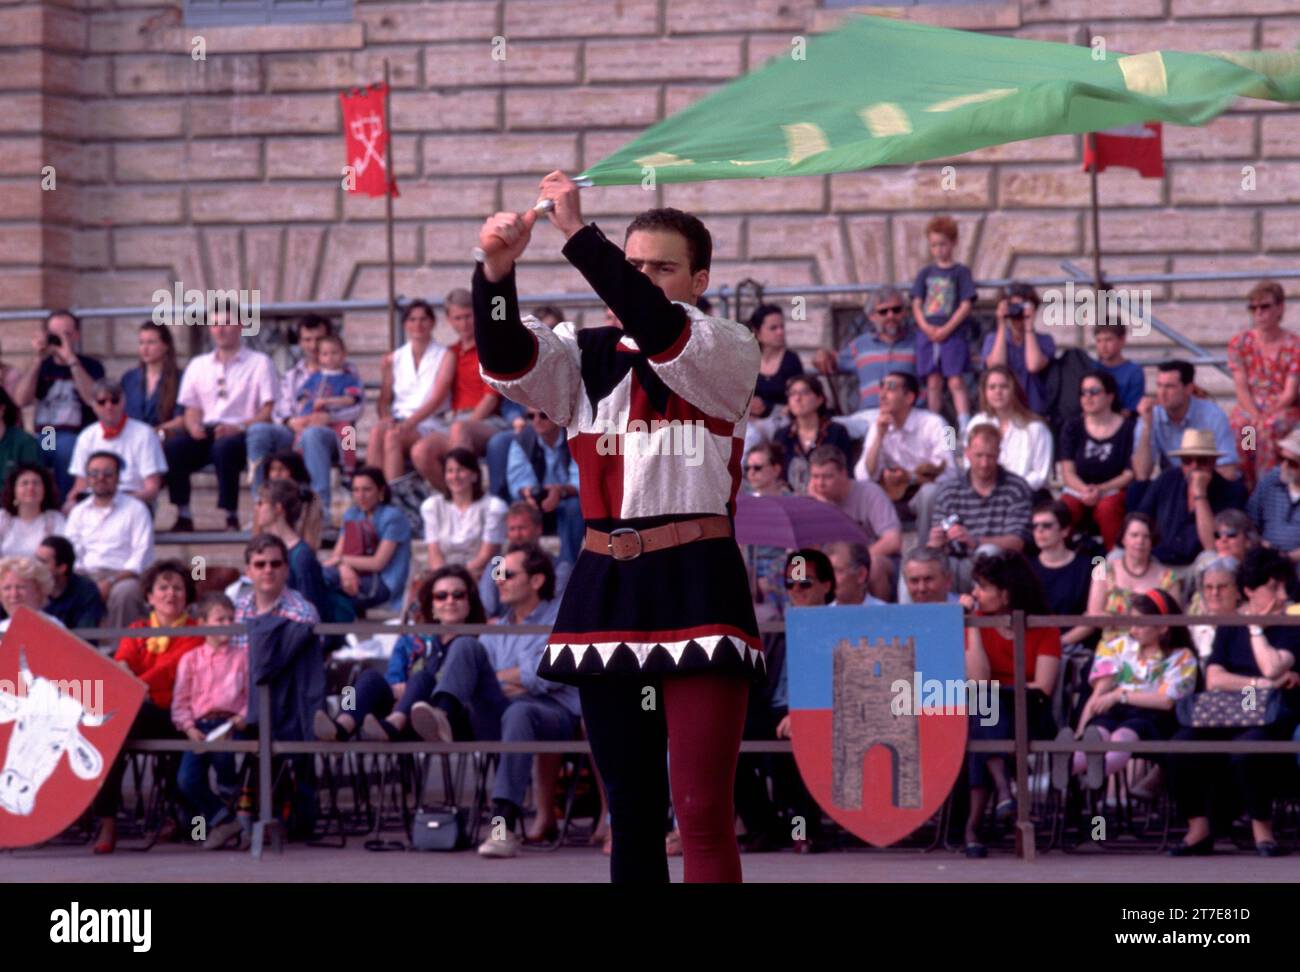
{"left": 785, "top": 579, "right": 817, "bottom": 590}
{"left": 432, "top": 590, "right": 468, "bottom": 602}
{"left": 526, "top": 412, "right": 548, "bottom": 421}
{"left": 499, "top": 569, "right": 523, "bottom": 580}
{"left": 95, "top": 395, "right": 121, "bottom": 406}
{"left": 745, "top": 463, "right": 767, "bottom": 473}
{"left": 1031, "top": 521, "right": 1058, "bottom": 530}
{"left": 86, "top": 469, "right": 116, "bottom": 480}
{"left": 250, "top": 559, "right": 284, "bottom": 570}
{"left": 1248, "top": 303, "right": 1276, "bottom": 313}
{"left": 1215, "top": 529, "right": 1239, "bottom": 540}
{"left": 1080, "top": 387, "right": 1105, "bottom": 397}
{"left": 875, "top": 306, "right": 904, "bottom": 316}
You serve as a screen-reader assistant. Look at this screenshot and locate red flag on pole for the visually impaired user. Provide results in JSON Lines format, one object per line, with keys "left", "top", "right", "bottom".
{"left": 1082, "top": 122, "right": 1164, "bottom": 178}
{"left": 340, "top": 83, "right": 398, "bottom": 197}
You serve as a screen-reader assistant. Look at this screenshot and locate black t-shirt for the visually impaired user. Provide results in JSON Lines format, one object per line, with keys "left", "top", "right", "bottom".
{"left": 1031, "top": 553, "right": 1093, "bottom": 619}
{"left": 753, "top": 349, "right": 803, "bottom": 418}
{"left": 35, "top": 354, "right": 106, "bottom": 429}
{"left": 1209, "top": 622, "right": 1300, "bottom": 716}
{"left": 1060, "top": 413, "right": 1135, "bottom": 485}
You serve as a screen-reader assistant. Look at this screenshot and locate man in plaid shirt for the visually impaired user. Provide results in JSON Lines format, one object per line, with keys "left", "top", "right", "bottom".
{"left": 232, "top": 534, "right": 320, "bottom": 653}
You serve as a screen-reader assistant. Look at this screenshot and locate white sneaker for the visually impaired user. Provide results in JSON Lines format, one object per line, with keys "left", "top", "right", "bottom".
{"left": 410, "top": 702, "right": 452, "bottom": 742}
{"left": 477, "top": 831, "right": 522, "bottom": 858}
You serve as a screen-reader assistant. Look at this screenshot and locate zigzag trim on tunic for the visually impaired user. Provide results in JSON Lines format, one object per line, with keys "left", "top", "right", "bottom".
{"left": 545, "top": 633, "right": 765, "bottom": 673}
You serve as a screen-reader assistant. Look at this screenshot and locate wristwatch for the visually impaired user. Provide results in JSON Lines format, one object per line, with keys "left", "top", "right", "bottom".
{"left": 1249, "top": 625, "right": 1265, "bottom": 638}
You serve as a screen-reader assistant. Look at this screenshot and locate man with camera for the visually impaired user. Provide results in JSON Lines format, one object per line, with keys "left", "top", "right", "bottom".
{"left": 981, "top": 282, "right": 1055, "bottom": 416}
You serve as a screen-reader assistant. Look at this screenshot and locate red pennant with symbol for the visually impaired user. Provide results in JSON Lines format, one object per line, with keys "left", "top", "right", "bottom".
{"left": 340, "top": 83, "right": 399, "bottom": 198}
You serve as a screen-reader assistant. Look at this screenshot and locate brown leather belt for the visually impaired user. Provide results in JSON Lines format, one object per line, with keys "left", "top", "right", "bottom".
{"left": 584, "top": 515, "right": 732, "bottom": 561}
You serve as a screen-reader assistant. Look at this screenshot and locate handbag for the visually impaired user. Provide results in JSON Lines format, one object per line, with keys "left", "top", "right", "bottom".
{"left": 341, "top": 517, "right": 378, "bottom": 557}
{"left": 1175, "top": 688, "right": 1281, "bottom": 729}
{"left": 410, "top": 807, "right": 469, "bottom": 851}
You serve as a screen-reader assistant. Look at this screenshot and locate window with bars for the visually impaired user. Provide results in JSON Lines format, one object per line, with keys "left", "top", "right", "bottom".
{"left": 183, "top": 0, "right": 353, "bottom": 27}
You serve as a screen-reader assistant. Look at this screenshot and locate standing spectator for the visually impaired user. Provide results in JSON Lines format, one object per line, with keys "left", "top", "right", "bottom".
{"left": 367, "top": 300, "right": 448, "bottom": 484}
{"left": 253, "top": 479, "right": 332, "bottom": 625}
{"left": 246, "top": 315, "right": 363, "bottom": 521}
{"left": 1058, "top": 371, "right": 1136, "bottom": 550}
{"left": 928, "top": 424, "right": 1033, "bottom": 592}
{"left": 806, "top": 446, "right": 900, "bottom": 601}
{"left": 746, "top": 304, "right": 803, "bottom": 442}
{"left": 0, "top": 388, "right": 44, "bottom": 488}
{"left": 260, "top": 451, "right": 324, "bottom": 551}
{"left": 965, "top": 365, "right": 1052, "bottom": 494}
{"left": 121, "top": 322, "right": 186, "bottom": 437}
{"left": 322, "top": 466, "right": 411, "bottom": 615}
{"left": 853, "top": 371, "right": 950, "bottom": 531}
{"left": 0, "top": 464, "right": 64, "bottom": 557}
{"left": 825, "top": 540, "right": 885, "bottom": 606}
{"left": 14, "top": 310, "right": 105, "bottom": 499}
{"left": 910, "top": 215, "right": 975, "bottom": 425}
{"left": 164, "top": 311, "right": 277, "bottom": 532}
{"left": 36, "top": 535, "right": 105, "bottom": 630}
{"left": 1092, "top": 321, "right": 1144, "bottom": 413}
{"left": 1136, "top": 430, "right": 1248, "bottom": 568}
{"left": 1029, "top": 500, "right": 1096, "bottom": 652}
{"left": 505, "top": 409, "right": 581, "bottom": 566}
{"left": 1132, "top": 359, "right": 1239, "bottom": 491}
{"left": 476, "top": 502, "right": 571, "bottom": 617}
{"left": 772, "top": 374, "right": 852, "bottom": 494}
{"left": 982, "top": 282, "right": 1055, "bottom": 417}
{"left": 66, "top": 378, "right": 167, "bottom": 509}
{"left": 421, "top": 447, "right": 507, "bottom": 578}
{"left": 1188, "top": 555, "right": 1241, "bottom": 660}
{"left": 1228, "top": 280, "right": 1300, "bottom": 489}
{"left": 813, "top": 286, "right": 917, "bottom": 439}
{"left": 1083, "top": 512, "right": 1179, "bottom": 645}
{"left": 63, "top": 451, "right": 153, "bottom": 629}
{"left": 1246, "top": 425, "right": 1300, "bottom": 562}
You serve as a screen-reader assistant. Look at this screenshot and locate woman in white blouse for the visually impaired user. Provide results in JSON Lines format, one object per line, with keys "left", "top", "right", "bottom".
{"left": 965, "top": 365, "right": 1052, "bottom": 492}
{"left": 0, "top": 463, "right": 65, "bottom": 558}
{"left": 420, "top": 447, "right": 507, "bottom": 579}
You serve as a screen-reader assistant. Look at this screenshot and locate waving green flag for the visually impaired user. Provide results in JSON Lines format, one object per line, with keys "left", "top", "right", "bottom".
{"left": 578, "top": 15, "right": 1300, "bottom": 186}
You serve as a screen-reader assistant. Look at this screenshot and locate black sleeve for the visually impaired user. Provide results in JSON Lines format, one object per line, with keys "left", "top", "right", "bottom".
{"left": 561, "top": 223, "right": 689, "bottom": 359}
{"left": 471, "top": 262, "right": 535, "bottom": 377}
{"left": 1059, "top": 415, "right": 1082, "bottom": 465}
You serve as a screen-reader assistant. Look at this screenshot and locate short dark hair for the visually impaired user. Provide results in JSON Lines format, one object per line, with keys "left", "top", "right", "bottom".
{"left": 40, "top": 534, "right": 75, "bottom": 571}
{"left": 402, "top": 300, "right": 436, "bottom": 324}
{"left": 531, "top": 305, "right": 564, "bottom": 323}
{"left": 1081, "top": 370, "right": 1122, "bottom": 413}
{"left": 506, "top": 501, "right": 543, "bottom": 527}
{"left": 296, "top": 314, "right": 332, "bottom": 338}
{"left": 505, "top": 542, "right": 556, "bottom": 601}
{"left": 86, "top": 450, "right": 123, "bottom": 474}
{"left": 786, "top": 548, "right": 835, "bottom": 603}
{"left": 351, "top": 465, "right": 392, "bottom": 505}
{"left": 1119, "top": 511, "right": 1159, "bottom": 548}
{"left": 808, "top": 444, "right": 848, "bottom": 473}
{"left": 197, "top": 591, "right": 235, "bottom": 618}
{"left": 886, "top": 370, "right": 919, "bottom": 400}
{"left": 260, "top": 478, "right": 303, "bottom": 528}
{"left": 970, "top": 549, "right": 1048, "bottom": 614}
{"left": 1033, "top": 498, "right": 1071, "bottom": 530}
{"left": 264, "top": 450, "right": 310, "bottom": 486}
{"left": 2, "top": 463, "right": 58, "bottom": 515}
{"left": 825, "top": 540, "right": 871, "bottom": 579}
{"left": 418, "top": 565, "right": 487, "bottom": 625}
{"left": 443, "top": 448, "right": 483, "bottom": 501}
{"left": 1238, "top": 546, "right": 1293, "bottom": 593}
{"left": 46, "top": 309, "right": 80, "bottom": 332}
{"left": 1095, "top": 320, "right": 1127, "bottom": 337}
{"left": 1157, "top": 359, "right": 1195, "bottom": 385}
{"left": 746, "top": 303, "right": 783, "bottom": 334}
{"left": 624, "top": 207, "right": 712, "bottom": 274}
{"left": 141, "top": 558, "right": 197, "bottom": 605}
{"left": 244, "top": 532, "right": 289, "bottom": 565}
{"left": 746, "top": 440, "right": 784, "bottom": 472}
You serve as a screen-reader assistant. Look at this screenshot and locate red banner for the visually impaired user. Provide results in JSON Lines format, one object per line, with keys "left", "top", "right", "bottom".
{"left": 1083, "top": 122, "right": 1164, "bottom": 178}
{"left": 340, "top": 83, "right": 398, "bottom": 198}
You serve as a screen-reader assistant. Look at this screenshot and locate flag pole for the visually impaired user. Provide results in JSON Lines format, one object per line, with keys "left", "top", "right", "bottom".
{"left": 383, "top": 59, "right": 397, "bottom": 352}
{"left": 1088, "top": 132, "right": 1103, "bottom": 295}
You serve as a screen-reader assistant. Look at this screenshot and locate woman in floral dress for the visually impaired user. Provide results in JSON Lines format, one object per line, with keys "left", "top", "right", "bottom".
{"left": 1227, "top": 280, "right": 1300, "bottom": 489}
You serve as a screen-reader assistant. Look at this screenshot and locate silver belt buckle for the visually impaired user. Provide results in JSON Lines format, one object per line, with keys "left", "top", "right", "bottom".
{"left": 607, "top": 527, "right": 643, "bottom": 561}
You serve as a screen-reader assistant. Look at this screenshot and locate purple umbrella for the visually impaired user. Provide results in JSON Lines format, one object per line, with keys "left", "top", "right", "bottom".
{"left": 733, "top": 493, "right": 870, "bottom": 549}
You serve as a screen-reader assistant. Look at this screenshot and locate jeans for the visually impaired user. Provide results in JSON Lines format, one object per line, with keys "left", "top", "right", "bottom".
{"left": 323, "top": 566, "right": 389, "bottom": 613}
{"left": 555, "top": 495, "right": 583, "bottom": 567}
{"left": 247, "top": 421, "right": 340, "bottom": 517}
{"left": 42, "top": 426, "right": 78, "bottom": 501}
{"left": 178, "top": 716, "right": 241, "bottom": 828}
{"left": 164, "top": 429, "right": 247, "bottom": 513}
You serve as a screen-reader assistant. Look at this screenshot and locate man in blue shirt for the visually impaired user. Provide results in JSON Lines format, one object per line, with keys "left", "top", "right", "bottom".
{"left": 1246, "top": 425, "right": 1300, "bottom": 560}
{"left": 477, "top": 502, "right": 572, "bottom": 617}
{"left": 505, "top": 408, "right": 582, "bottom": 566}
{"left": 1132, "top": 360, "right": 1239, "bottom": 487}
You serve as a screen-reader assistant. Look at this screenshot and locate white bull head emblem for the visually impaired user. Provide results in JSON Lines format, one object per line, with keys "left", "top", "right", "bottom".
{"left": 0, "top": 651, "right": 108, "bottom": 816}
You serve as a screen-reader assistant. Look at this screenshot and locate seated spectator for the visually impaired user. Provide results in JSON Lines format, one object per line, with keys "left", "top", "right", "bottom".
{"left": 966, "top": 365, "right": 1052, "bottom": 495}
{"left": 0, "top": 464, "right": 64, "bottom": 557}
{"left": 1084, "top": 512, "right": 1180, "bottom": 645}
{"left": 927, "top": 425, "right": 1033, "bottom": 592}
{"left": 505, "top": 409, "right": 582, "bottom": 567}
{"left": 477, "top": 502, "right": 571, "bottom": 617}
{"left": 64, "top": 451, "right": 154, "bottom": 629}
{"left": 1190, "top": 508, "right": 1259, "bottom": 583}
{"left": 66, "top": 378, "right": 167, "bottom": 510}
{"left": 1167, "top": 547, "right": 1300, "bottom": 857}
{"left": 15, "top": 310, "right": 105, "bottom": 499}
{"left": 421, "top": 447, "right": 507, "bottom": 579}
{"left": 172, "top": 591, "right": 248, "bottom": 852}
{"left": 960, "top": 549, "right": 1060, "bottom": 858}
{"left": 981, "top": 282, "right": 1054, "bottom": 416}
{"left": 91, "top": 558, "right": 202, "bottom": 854}
{"left": 824, "top": 540, "right": 885, "bottom": 606}
{"left": 743, "top": 442, "right": 793, "bottom": 616}
{"left": 232, "top": 533, "right": 320, "bottom": 648}
{"left": 247, "top": 315, "right": 363, "bottom": 523}
{"left": 813, "top": 285, "right": 917, "bottom": 440}
{"left": 253, "top": 479, "right": 331, "bottom": 624}
{"left": 36, "top": 535, "right": 105, "bottom": 630}
{"left": 806, "top": 446, "right": 900, "bottom": 601}
{"left": 367, "top": 300, "right": 448, "bottom": 485}
{"left": 0, "top": 387, "right": 43, "bottom": 488}
{"left": 1132, "top": 360, "right": 1239, "bottom": 493}
{"left": 900, "top": 545, "right": 960, "bottom": 604}
{"left": 1226, "top": 280, "right": 1300, "bottom": 489}
{"left": 772, "top": 374, "right": 852, "bottom": 494}
{"left": 1054, "top": 589, "right": 1197, "bottom": 793}
{"left": 0, "top": 555, "right": 58, "bottom": 633}
{"left": 322, "top": 466, "right": 411, "bottom": 616}
{"left": 164, "top": 309, "right": 276, "bottom": 532}
{"left": 1247, "top": 425, "right": 1300, "bottom": 564}
{"left": 742, "top": 441, "right": 790, "bottom": 497}
{"left": 407, "top": 544, "right": 579, "bottom": 860}
{"left": 122, "top": 322, "right": 186, "bottom": 437}
{"left": 315, "top": 567, "right": 485, "bottom": 742}
{"left": 1188, "top": 555, "right": 1241, "bottom": 659}
{"left": 746, "top": 304, "right": 803, "bottom": 445}
{"left": 1058, "top": 371, "right": 1136, "bottom": 550}
{"left": 1092, "top": 320, "right": 1145, "bottom": 413}
{"left": 260, "top": 451, "right": 324, "bottom": 550}
{"left": 854, "top": 371, "right": 950, "bottom": 532}
{"left": 1136, "top": 429, "right": 1248, "bottom": 568}
{"left": 1029, "top": 500, "right": 1096, "bottom": 653}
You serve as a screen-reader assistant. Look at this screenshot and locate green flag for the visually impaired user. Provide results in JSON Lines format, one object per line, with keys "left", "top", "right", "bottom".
{"left": 578, "top": 15, "right": 1300, "bottom": 186}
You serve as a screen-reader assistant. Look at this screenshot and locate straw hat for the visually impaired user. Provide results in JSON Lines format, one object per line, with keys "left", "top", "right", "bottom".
{"left": 1166, "top": 428, "right": 1223, "bottom": 460}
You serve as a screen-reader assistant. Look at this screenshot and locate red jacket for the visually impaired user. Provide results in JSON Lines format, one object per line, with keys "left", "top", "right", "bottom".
{"left": 114, "top": 615, "right": 205, "bottom": 710}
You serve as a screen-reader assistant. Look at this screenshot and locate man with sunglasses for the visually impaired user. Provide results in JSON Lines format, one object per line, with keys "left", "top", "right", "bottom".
{"left": 813, "top": 286, "right": 917, "bottom": 440}
{"left": 1136, "top": 429, "right": 1248, "bottom": 568}
{"left": 66, "top": 378, "right": 167, "bottom": 511}
{"left": 1247, "top": 426, "right": 1300, "bottom": 565}
{"left": 505, "top": 407, "right": 582, "bottom": 566}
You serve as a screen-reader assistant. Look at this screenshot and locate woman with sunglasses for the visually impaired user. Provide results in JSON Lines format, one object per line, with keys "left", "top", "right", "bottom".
{"left": 0, "top": 463, "right": 63, "bottom": 557}
{"left": 314, "top": 567, "right": 488, "bottom": 742}
{"left": 1227, "top": 280, "right": 1300, "bottom": 489}
{"left": 254, "top": 478, "right": 333, "bottom": 625}
{"left": 1059, "top": 370, "right": 1136, "bottom": 551}
{"left": 772, "top": 374, "right": 852, "bottom": 495}
{"left": 743, "top": 442, "right": 793, "bottom": 617}
{"left": 1028, "top": 499, "right": 1095, "bottom": 653}
{"left": 965, "top": 365, "right": 1052, "bottom": 495}
{"left": 1084, "top": 512, "right": 1179, "bottom": 646}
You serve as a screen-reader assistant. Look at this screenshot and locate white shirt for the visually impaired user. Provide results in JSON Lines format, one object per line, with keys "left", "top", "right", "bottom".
{"left": 420, "top": 492, "right": 507, "bottom": 564}
{"left": 177, "top": 347, "right": 277, "bottom": 427}
{"left": 963, "top": 413, "right": 1053, "bottom": 491}
{"left": 855, "top": 407, "right": 952, "bottom": 481}
{"left": 68, "top": 417, "right": 168, "bottom": 495}
{"left": 65, "top": 493, "right": 155, "bottom": 574}
{"left": 0, "top": 510, "right": 65, "bottom": 557}
{"left": 391, "top": 342, "right": 448, "bottom": 420}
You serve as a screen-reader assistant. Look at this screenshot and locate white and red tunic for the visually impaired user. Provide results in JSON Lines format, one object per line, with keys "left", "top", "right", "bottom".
{"left": 474, "top": 223, "right": 764, "bottom": 683}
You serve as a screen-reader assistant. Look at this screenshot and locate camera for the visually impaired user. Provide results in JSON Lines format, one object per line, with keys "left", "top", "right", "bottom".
{"left": 1005, "top": 302, "right": 1025, "bottom": 319}
{"left": 940, "top": 513, "right": 968, "bottom": 559}
{"left": 45, "top": 334, "right": 62, "bottom": 349}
